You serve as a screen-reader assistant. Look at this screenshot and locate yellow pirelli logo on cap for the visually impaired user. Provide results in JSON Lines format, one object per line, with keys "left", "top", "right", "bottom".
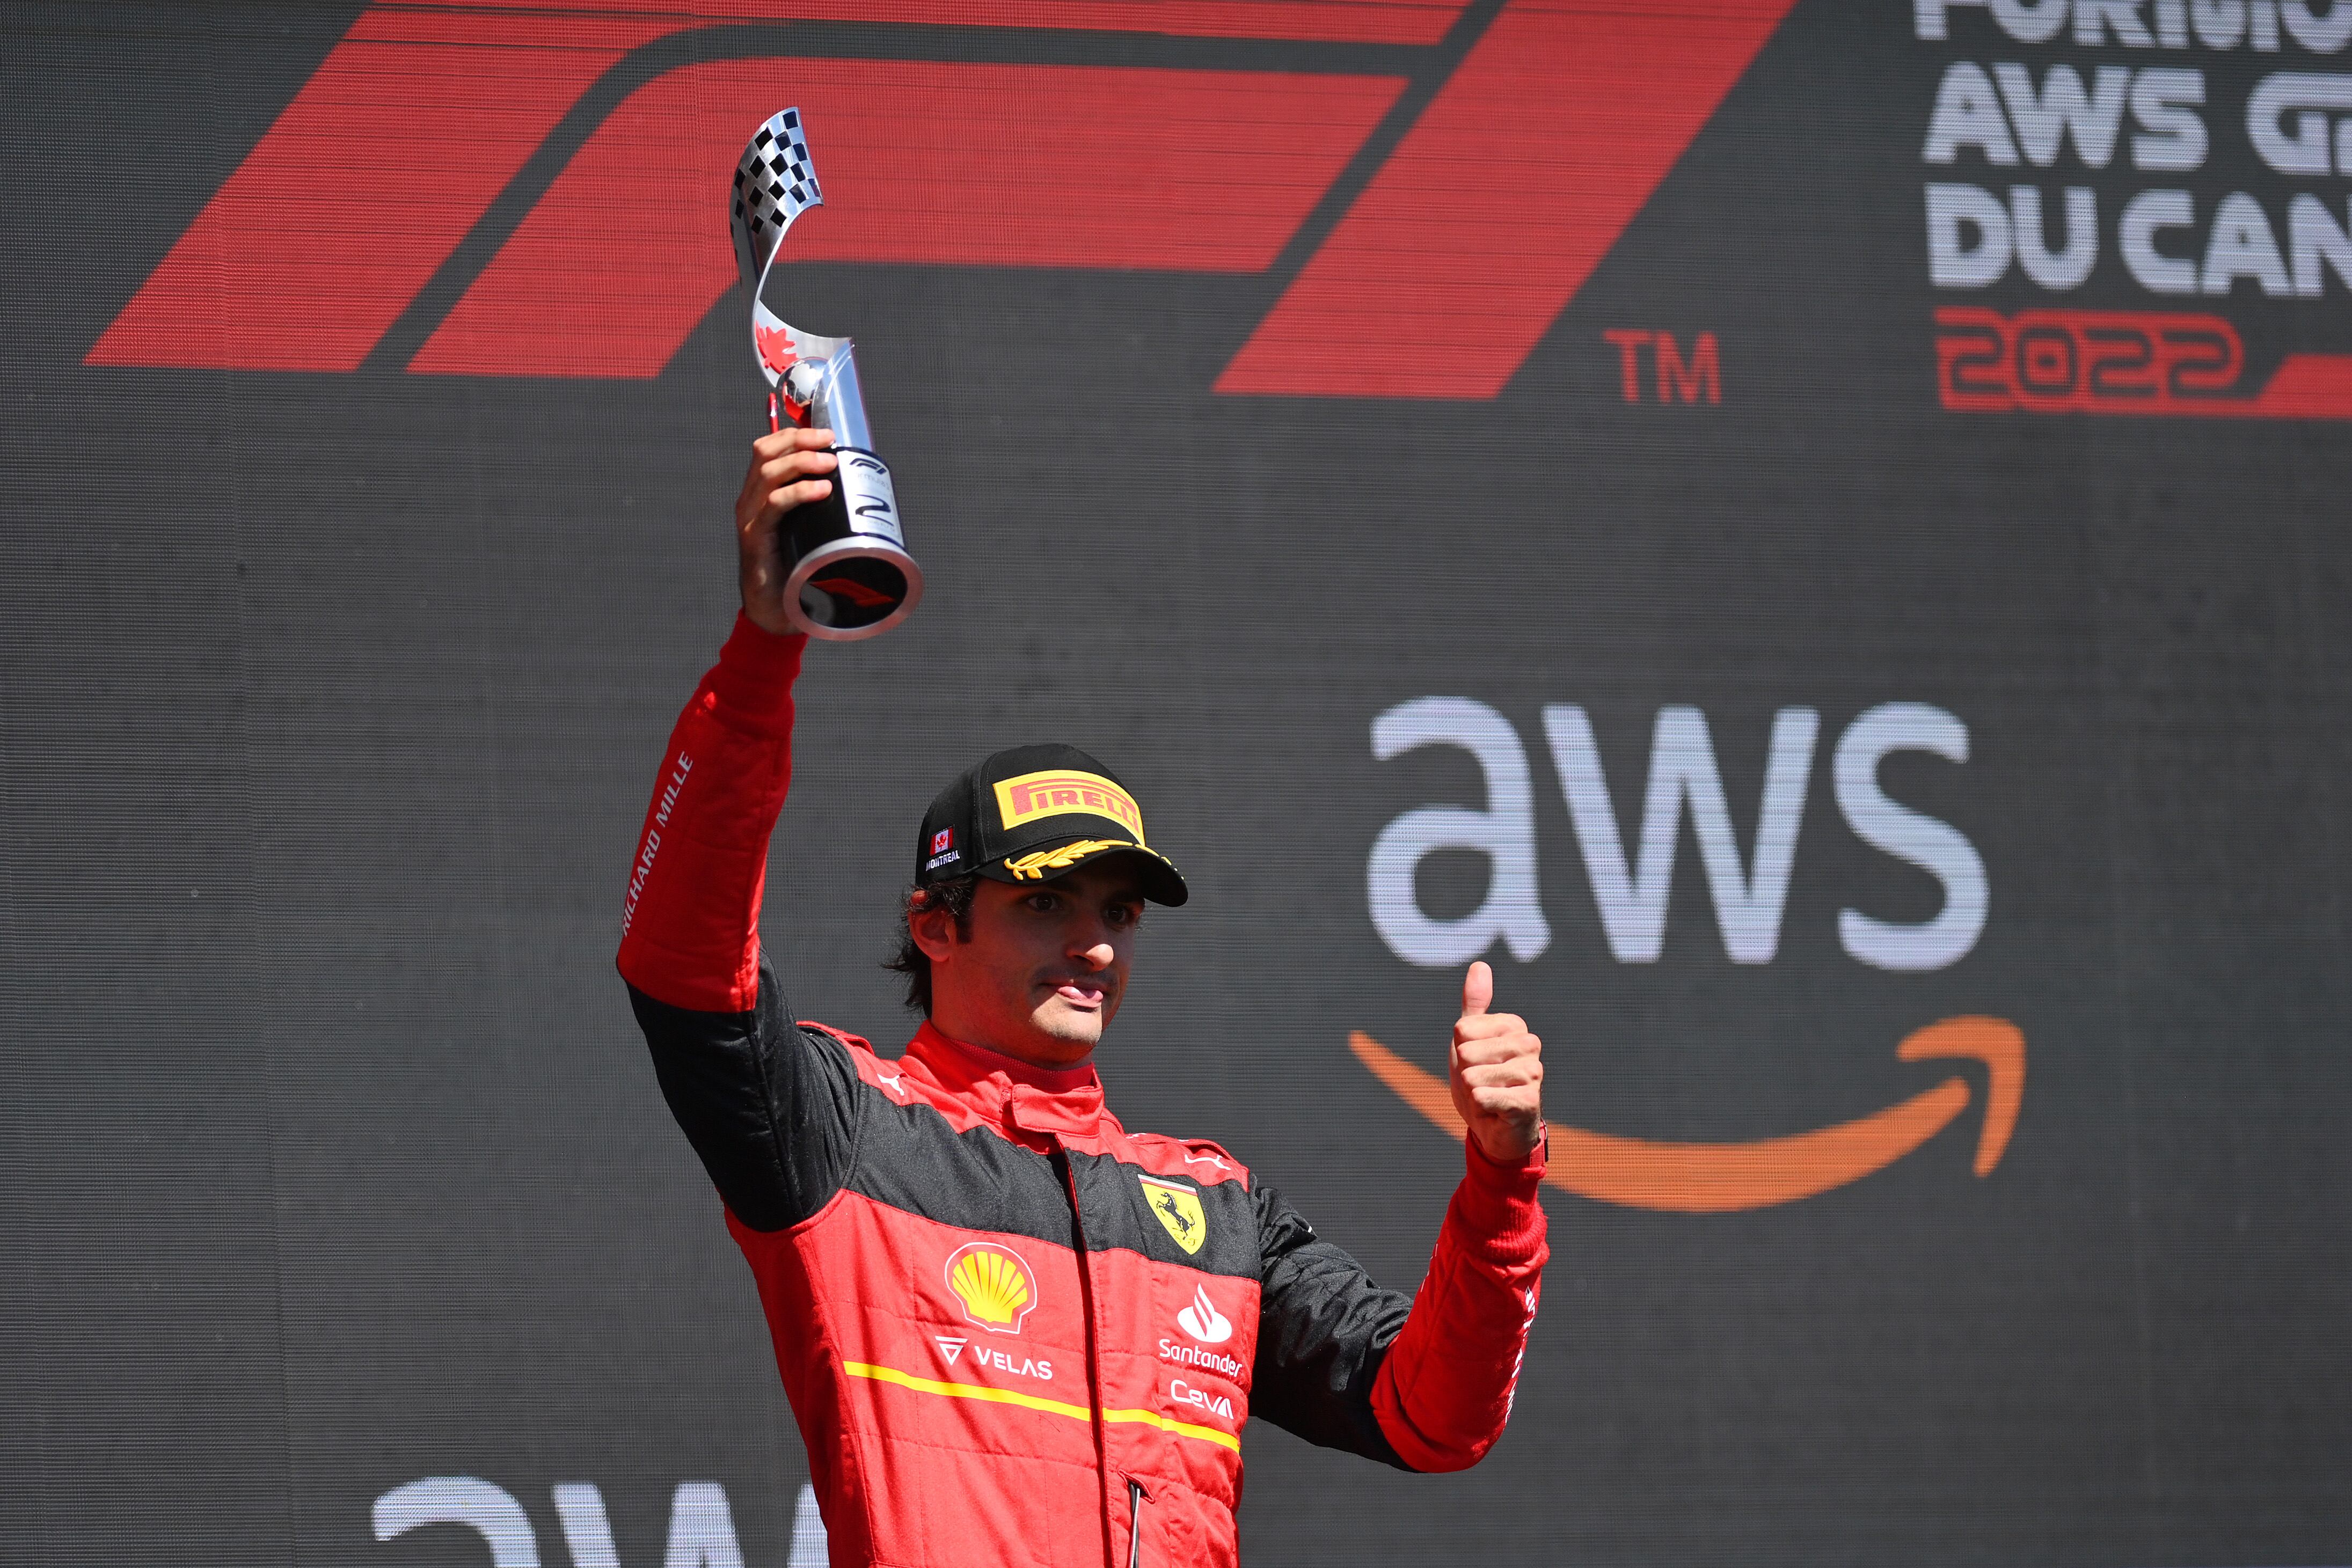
{"left": 994, "top": 770, "right": 1145, "bottom": 842}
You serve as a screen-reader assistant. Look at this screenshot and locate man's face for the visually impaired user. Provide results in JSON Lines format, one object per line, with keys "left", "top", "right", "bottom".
{"left": 915, "top": 860, "right": 1147, "bottom": 1068}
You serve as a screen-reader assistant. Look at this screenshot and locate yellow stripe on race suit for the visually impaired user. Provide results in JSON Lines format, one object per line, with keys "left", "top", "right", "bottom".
{"left": 1100, "top": 1405, "right": 1241, "bottom": 1453}
{"left": 841, "top": 1362, "right": 1242, "bottom": 1454}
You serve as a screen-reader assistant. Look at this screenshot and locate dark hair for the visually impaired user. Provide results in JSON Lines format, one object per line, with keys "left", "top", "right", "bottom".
{"left": 883, "top": 873, "right": 980, "bottom": 1014}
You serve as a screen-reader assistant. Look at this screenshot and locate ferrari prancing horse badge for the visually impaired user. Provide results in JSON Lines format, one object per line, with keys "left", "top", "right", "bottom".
{"left": 1140, "top": 1175, "right": 1206, "bottom": 1256}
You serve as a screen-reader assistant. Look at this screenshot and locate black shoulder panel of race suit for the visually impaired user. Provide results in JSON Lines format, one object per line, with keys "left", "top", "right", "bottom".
{"left": 847, "top": 1092, "right": 1083, "bottom": 1250}
{"left": 626, "top": 953, "right": 863, "bottom": 1233}
{"left": 1064, "top": 1146, "right": 1262, "bottom": 1279}
{"left": 820, "top": 1074, "right": 1267, "bottom": 1279}
{"left": 1248, "top": 1181, "right": 1415, "bottom": 1470}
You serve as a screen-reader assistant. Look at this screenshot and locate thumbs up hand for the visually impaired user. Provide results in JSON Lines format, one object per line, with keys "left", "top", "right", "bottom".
{"left": 1449, "top": 961, "right": 1545, "bottom": 1164}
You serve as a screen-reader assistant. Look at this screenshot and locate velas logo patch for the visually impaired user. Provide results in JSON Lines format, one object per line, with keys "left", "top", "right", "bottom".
{"left": 994, "top": 771, "right": 1144, "bottom": 840}
{"left": 943, "top": 1241, "right": 1039, "bottom": 1334}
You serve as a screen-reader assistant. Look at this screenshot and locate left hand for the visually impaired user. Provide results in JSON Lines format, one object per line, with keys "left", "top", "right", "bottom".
{"left": 1448, "top": 961, "right": 1545, "bottom": 1164}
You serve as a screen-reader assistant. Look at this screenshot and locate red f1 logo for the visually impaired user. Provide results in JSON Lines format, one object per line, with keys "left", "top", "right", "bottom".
{"left": 86, "top": 0, "right": 1799, "bottom": 398}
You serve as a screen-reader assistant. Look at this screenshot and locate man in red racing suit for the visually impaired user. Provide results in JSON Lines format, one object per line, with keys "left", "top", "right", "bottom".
{"left": 618, "top": 427, "right": 1550, "bottom": 1567}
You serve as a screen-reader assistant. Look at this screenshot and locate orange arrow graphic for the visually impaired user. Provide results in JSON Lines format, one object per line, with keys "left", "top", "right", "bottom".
{"left": 1348, "top": 1017, "right": 2025, "bottom": 1213}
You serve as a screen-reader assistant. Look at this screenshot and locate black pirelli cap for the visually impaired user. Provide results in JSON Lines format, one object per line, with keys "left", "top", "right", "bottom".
{"left": 914, "top": 743, "right": 1187, "bottom": 906}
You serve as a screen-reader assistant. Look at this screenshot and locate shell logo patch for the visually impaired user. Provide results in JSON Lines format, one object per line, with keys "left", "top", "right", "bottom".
{"left": 944, "top": 1241, "right": 1039, "bottom": 1334}
{"left": 1141, "top": 1176, "right": 1206, "bottom": 1256}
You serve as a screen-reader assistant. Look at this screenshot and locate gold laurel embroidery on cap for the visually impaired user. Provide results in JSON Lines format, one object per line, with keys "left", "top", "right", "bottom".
{"left": 1003, "top": 839, "right": 1135, "bottom": 880}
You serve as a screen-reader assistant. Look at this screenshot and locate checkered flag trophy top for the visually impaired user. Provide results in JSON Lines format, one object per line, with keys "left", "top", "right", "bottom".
{"left": 731, "top": 108, "right": 922, "bottom": 640}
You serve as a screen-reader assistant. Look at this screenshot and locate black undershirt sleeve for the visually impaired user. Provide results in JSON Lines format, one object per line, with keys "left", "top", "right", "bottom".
{"left": 1248, "top": 1179, "right": 1415, "bottom": 1469}
{"left": 626, "top": 951, "right": 862, "bottom": 1233}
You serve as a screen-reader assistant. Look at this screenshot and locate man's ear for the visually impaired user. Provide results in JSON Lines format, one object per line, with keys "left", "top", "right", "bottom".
{"left": 908, "top": 897, "right": 959, "bottom": 964}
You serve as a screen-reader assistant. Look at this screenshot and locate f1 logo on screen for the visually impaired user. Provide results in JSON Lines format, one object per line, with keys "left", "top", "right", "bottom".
{"left": 88, "top": 0, "right": 2352, "bottom": 412}
{"left": 81, "top": 0, "right": 1796, "bottom": 398}
{"left": 1362, "top": 700, "right": 2025, "bottom": 1213}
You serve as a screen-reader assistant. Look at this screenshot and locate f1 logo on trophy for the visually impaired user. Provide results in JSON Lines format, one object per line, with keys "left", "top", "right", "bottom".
{"left": 730, "top": 108, "right": 922, "bottom": 640}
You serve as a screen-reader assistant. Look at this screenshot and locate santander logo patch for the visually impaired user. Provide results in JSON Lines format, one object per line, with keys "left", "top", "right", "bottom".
{"left": 1177, "top": 1284, "right": 1231, "bottom": 1345}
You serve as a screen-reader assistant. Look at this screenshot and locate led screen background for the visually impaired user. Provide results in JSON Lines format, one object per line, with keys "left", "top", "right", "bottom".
{"left": 4, "top": 3, "right": 2350, "bottom": 1565}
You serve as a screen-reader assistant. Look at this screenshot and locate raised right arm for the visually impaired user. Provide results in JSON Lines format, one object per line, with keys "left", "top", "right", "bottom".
{"left": 615, "top": 430, "right": 860, "bottom": 1233}
{"left": 617, "top": 611, "right": 805, "bottom": 1016}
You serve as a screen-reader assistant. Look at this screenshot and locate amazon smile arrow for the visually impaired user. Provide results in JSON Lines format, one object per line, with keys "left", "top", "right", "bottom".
{"left": 1350, "top": 1017, "right": 2024, "bottom": 1213}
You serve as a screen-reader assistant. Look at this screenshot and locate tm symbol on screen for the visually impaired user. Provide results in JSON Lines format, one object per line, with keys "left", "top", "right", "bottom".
{"left": 1603, "top": 330, "right": 1722, "bottom": 405}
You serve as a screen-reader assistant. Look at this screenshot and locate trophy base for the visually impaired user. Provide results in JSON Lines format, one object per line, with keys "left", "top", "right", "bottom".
{"left": 778, "top": 446, "right": 920, "bottom": 640}
{"left": 784, "top": 537, "right": 922, "bottom": 641}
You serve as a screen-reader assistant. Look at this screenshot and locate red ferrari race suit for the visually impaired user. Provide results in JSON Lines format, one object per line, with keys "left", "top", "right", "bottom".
{"left": 617, "top": 615, "right": 1548, "bottom": 1568}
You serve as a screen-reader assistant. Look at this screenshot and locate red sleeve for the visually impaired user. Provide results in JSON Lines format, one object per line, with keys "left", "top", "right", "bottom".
{"left": 1368, "top": 1134, "right": 1548, "bottom": 1472}
{"left": 616, "top": 613, "right": 807, "bottom": 1013}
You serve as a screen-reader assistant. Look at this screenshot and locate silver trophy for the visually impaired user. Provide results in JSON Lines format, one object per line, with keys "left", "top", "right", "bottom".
{"left": 731, "top": 108, "right": 921, "bottom": 640}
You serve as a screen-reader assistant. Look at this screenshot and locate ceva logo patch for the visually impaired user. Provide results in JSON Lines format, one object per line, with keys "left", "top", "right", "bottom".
{"left": 85, "top": 0, "right": 1800, "bottom": 395}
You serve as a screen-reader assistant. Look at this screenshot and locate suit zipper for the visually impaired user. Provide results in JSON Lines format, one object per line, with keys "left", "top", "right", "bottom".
{"left": 1051, "top": 1142, "right": 1118, "bottom": 1568}
{"left": 1126, "top": 1477, "right": 1150, "bottom": 1568}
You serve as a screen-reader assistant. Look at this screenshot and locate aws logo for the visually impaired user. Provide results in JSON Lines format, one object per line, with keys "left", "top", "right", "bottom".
{"left": 1362, "top": 697, "right": 2025, "bottom": 1212}
{"left": 85, "top": 0, "right": 1800, "bottom": 395}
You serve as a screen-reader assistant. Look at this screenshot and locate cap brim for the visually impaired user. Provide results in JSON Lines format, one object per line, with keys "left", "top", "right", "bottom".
{"left": 977, "top": 838, "right": 1188, "bottom": 907}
